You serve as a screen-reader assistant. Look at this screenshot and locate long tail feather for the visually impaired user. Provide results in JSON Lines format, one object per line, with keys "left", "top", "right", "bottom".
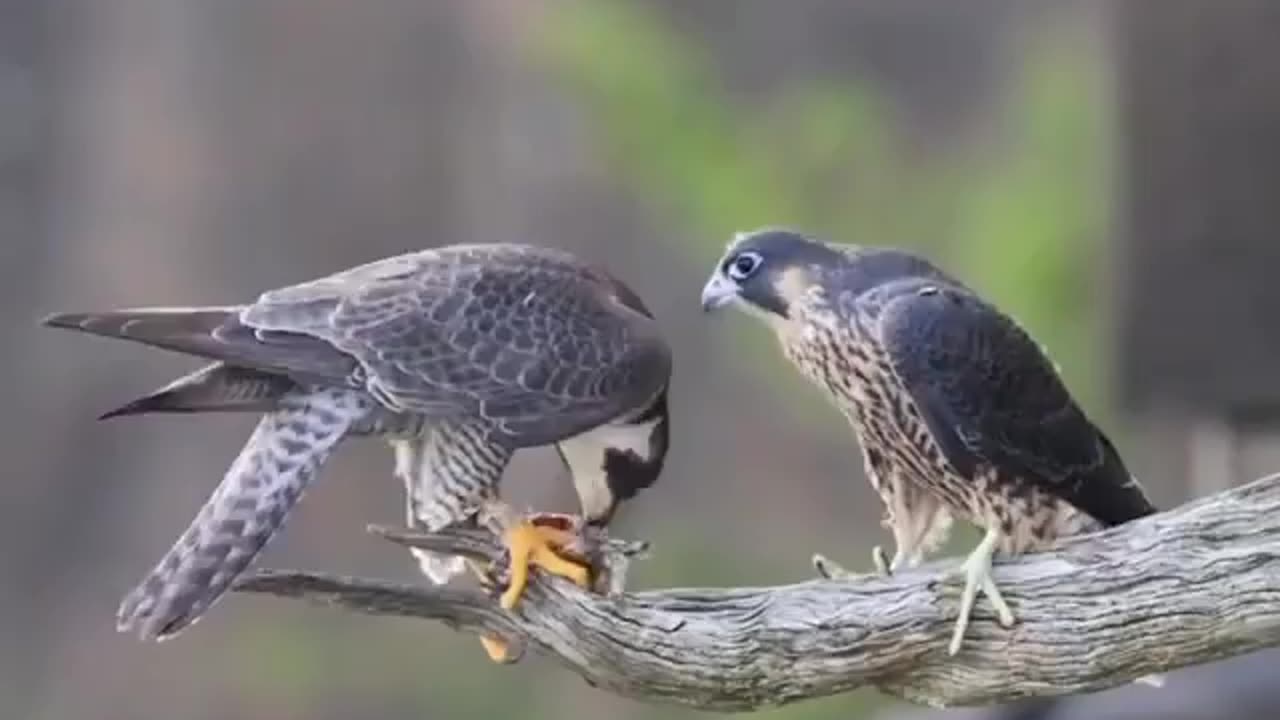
{"left": 116, "top": 388, "right": 370, "bottom": 640}
{"left": 42, "top": 307, "right": 242, "bottom": 357}
{"left": 41, "top": 306, "right": 355, "bottom": 380}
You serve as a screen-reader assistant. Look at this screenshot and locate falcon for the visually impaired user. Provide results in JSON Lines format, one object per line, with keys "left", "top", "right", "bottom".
{"left": 700, "top": 228, "right": 1156, "bottom": 657}
{"left": 43, "top": 243, "right": 671, "bottom": 662}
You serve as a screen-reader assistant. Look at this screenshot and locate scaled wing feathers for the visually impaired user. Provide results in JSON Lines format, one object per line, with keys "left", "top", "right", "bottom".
{"left": 242, "top": 245, "right": 671, "bottom": 444}
{"left": 875, "top": 281, "right": 1154, "bottom": 526}
{"left": 43, "top": 245, "right": 670, "bottom": 446}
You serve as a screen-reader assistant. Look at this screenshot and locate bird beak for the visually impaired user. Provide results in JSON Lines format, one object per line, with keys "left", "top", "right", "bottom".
{"left": 700, "top": 273, "right": 737, "bottom": 312}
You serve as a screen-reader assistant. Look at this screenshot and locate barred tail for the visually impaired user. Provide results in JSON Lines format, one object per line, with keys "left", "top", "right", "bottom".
{"left": 116, "top": 388, "right": 368, "bottom": 640}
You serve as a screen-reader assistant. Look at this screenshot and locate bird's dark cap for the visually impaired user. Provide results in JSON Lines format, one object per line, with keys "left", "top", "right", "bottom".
{"left": 720, "top": 228, "right": 844, "bottom": 264}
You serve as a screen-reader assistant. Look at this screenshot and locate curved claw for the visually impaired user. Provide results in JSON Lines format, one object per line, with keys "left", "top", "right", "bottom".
{"left": 498, "top": 520, "right": 592, "bottom": 610}
{"left": 872, "top": 545, "right": 893, "bottom": 577}
{"left": 478, "top": 517, "right": 592, "bottom": 665}
{"left": 479, "top": 634, "right": 523, "bottom": 664}
{"left": 812, "top": 553, "right": 854, "bottom": 580}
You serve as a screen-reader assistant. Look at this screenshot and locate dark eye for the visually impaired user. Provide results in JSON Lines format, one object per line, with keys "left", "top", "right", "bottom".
{"left": 726, "top": 251, "right": 763, "bottom": 281}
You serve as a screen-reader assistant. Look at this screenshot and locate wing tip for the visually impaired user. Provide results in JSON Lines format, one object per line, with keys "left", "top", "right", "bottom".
{"left": 97, "top": 397, "right": 168, "bottom": 421}
{"left": 40, "top": 311, "right": 89, "bottom": 330}
{"left": 97, "top": 391, "right": 203, "bottom": 421}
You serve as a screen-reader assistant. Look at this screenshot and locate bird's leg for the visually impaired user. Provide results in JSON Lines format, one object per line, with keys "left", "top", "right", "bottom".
{"left": 871, "top": 517, "right": 917, "bottom": 577}
{"left": 820, "top": 519, "right": 922, "bottom": 579}
{"left": 472, "top": 505, "right": 593, "bottom": 664}
{"left": 872, "top": 472, "right": 912, "bottom": 577}
{"left": 498, "top": 513, "right": 592, "bottom": 609}
{"left": 948, "top": 526, "right": 1016, "bottom": 656}
{"left": 872, "top": 544, "right": 910, "bottom": 577}
{"left": 463, "top": 547, "right": 517, "bottom": 663}
{"left": 812, "top": 553, "right": 855, "bottom": 579}
{"left": 481, "top": 522, "right": 588, "bottom": 665}
{"left": 818, "top": 543, "right": 908, "bottom": 580}
{"left": 874, "top": 479, "right": 952, "bottom": 577}
{"left": 871, "top": 506, "right": 903, "bottom": 576}
{"left": 478, "top": 503, "right": 592, "bottom": 608}
{"left": 477, "top": 635, "right": 518, "bottom": 664}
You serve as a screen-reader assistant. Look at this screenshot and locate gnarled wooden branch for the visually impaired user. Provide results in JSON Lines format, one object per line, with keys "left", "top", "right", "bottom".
{"left": 234, "top": 474, "right": 1280, "bottom": 710}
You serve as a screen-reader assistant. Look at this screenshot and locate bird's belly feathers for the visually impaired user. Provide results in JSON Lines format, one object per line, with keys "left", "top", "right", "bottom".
{"left": 879, "top": 441, "right": 1103, "bottom": 554}
{"left": 856, "top": 411, "right": 1102, "bottom": 553}
{"left": 962, "top": 476, "right": 1104, "bottom": 554}
{"left": 349, "top": 407, "right": 429, "bottom": 438}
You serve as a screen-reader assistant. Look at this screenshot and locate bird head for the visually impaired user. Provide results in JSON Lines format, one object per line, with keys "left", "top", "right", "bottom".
{"left": 700, "top": 228, "right": 846, "bottom": 321}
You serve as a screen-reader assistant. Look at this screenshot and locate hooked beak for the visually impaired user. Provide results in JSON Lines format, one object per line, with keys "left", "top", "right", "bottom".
{"left": 700, "top": 273, "right": 738, "bottom": 312}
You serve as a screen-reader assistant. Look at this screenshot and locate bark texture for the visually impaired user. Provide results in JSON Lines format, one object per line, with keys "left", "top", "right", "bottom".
{"left": 235, "top": 474, "right": 1280, "bottom": 710}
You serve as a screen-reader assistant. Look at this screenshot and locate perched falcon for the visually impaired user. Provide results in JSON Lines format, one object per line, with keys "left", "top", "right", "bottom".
{"left": 700, "top": 228, "right": 1156, "bottom": 657}
{"left": 43, "top": 243, "right": 671, "bottom": 661}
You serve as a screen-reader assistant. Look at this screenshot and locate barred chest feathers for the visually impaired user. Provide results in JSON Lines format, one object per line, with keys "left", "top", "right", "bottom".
{"left": 777, "top": 298, "right": 880, "bottom": 410}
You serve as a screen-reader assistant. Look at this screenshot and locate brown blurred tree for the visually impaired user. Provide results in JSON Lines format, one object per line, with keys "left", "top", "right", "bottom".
{"left": 1115, "top": 0, "right": 1280, "bottom": 500}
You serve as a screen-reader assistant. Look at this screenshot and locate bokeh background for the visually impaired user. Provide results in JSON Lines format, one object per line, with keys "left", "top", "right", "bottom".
{"left": 4, "top": 1, "right": 1280, "bottom": 719}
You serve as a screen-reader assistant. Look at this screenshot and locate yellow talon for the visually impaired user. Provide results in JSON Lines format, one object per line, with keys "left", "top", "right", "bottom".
{"left": 479, "top": 634, "right": 517, "bottom": 663}
{"left": 499, "top": 520, "right": 591, "bottom": 610}
{"left": 475, "top": 516, "right": 592, "bottom": 664}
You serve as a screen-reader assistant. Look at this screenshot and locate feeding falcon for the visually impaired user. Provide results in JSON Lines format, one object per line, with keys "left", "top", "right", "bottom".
{"left": 43, "top": 243, "right": 671, "bottom": 662}
{"left": 700, "top": 228, "right": 1156, "bottom": 657}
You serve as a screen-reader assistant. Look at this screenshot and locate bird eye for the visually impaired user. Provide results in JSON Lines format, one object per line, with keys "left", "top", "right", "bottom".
{"left": 726, "top": 251, "right": 763, "bottom": 281}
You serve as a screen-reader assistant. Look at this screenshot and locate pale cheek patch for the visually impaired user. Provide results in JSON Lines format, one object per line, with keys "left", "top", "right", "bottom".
{"left": 733, "top": 295, "right": 777, "bottom": 321}
{"left": 773, "top": 266, "right": 814, "bottom": 307}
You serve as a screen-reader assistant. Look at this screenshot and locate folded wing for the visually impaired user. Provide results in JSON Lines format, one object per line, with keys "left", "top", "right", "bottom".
{"left": 877, "top": 281, "right": 1154, "bottom": 527}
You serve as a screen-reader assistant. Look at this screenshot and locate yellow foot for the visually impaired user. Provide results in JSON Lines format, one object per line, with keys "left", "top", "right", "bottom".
{"left": 499, "top": 518, "right": 592, "bottom": 610}
{"left": 479, "top": 634, "right": 519, "bottom": 664}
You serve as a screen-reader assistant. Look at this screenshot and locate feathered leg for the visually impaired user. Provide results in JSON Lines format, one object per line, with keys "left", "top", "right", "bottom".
{"left": 873, "top": 475, "right": 954, "bottom": 576}
{"left": 392, "top": 434, "right": 469, "bottom": 584}
{"left": 400, "top": 423, "right": 591, "bottom": 663}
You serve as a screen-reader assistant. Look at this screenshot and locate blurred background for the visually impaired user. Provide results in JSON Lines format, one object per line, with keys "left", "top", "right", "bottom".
{"left": 4, "top": 0, "right": 1280, "bottom": 719}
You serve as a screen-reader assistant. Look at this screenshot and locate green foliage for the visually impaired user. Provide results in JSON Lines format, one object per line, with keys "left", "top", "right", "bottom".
{"left": 535, "top": 0, "right": 1114, "bottom": 423}
{"left": 946, "top": 28, "right": 1114, "bottom": 417}
{"left": 535, "top": 0, "right": 809, "bottom": 249}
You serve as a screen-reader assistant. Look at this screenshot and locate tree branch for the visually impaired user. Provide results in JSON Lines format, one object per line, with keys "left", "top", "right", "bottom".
{"left": 234, "top": 474, "right": 1280, "bottom": 710}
